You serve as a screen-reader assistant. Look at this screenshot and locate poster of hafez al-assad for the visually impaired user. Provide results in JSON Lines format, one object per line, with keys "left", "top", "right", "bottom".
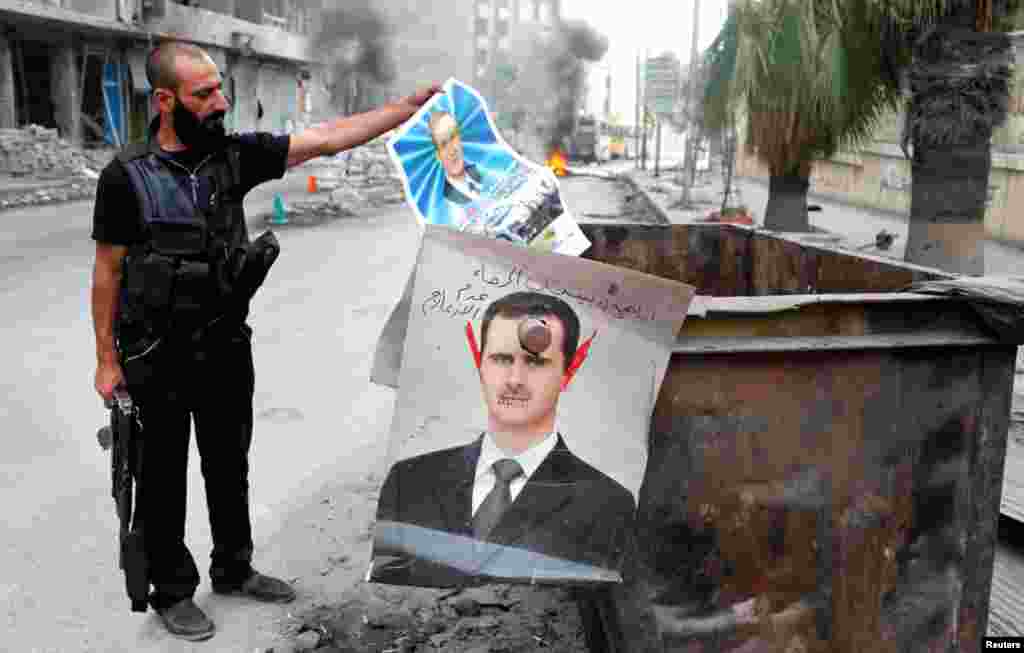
{"left": 385, "top": 77, "right": 590, "bottom": 256}
{"left": 367, "top": 225, "right": 695, "bottom": 588}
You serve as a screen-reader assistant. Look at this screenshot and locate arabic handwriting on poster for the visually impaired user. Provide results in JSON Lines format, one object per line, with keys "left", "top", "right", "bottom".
{"left": 421, "top": 284, "right": 488, "bottom": 320}
{"left": 467, "top": 262, "right": 658, "bottom": 321}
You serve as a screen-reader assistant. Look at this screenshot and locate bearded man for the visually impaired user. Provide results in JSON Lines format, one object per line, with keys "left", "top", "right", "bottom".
{"left": 89, "top": 40, "right": 438, "bottom": 641}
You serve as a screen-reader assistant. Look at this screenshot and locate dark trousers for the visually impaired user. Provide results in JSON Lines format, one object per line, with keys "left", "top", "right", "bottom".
{"left": 124, "top": 322, "right": 257, "bottom": 611}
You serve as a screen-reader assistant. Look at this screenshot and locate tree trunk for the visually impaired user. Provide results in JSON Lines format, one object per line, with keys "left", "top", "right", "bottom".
{"left": 905, "top": 24, "right": 1012, "bottom": 275}
{"left": 764, "top": 173, "right": 810, "bottom": 232}
{"left": 906, "top": 143, "right": 989, "bottom": 273}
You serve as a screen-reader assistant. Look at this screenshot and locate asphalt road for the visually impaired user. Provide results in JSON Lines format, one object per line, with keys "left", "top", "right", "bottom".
{"left": 5, "top": 162, "right": 1023, "bottom": 649}
{"left": 1, "top": 170, "right": 646, "bottom": 652}
{"left": 1, "top": 190, "right": 421, "bottom": 651}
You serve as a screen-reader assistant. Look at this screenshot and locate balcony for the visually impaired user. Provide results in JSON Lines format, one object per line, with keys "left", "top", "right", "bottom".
{"left": 144, "top": 1, "right": 315, "bottom": 63}
{"left": 261, "top": 10, "right": 286, "bottom": 28}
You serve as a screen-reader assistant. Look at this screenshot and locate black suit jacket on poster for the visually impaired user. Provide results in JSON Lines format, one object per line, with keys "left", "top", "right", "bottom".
{"left": 442, "top": 164, "right": 484, "bottom": 205}
{"left": 369, "top": 434, "right": 637, "bottom": 588}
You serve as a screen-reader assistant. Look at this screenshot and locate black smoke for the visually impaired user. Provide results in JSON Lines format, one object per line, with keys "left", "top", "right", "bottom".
{"left": 307, "top": 0, "right": 396, "bottom": 113}
{"left": 544, "top": 19, "right": 610, "bottom": 152}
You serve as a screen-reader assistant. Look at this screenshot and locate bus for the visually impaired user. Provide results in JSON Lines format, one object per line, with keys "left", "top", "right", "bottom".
{"left": 608, "top": 124, "right": 635, "bottom": 159}
{"left": 572, "top": 115, "right": 611, "bottom": 163}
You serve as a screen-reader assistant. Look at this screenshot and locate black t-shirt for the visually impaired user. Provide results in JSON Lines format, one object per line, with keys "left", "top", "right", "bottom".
{"left": 91, "top": 132, "right": 291, "bottom": 246}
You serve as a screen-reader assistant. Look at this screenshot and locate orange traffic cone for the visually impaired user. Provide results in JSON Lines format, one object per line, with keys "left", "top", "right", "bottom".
{"left": 307, "top": 175, "right": 317, "bottom": 193}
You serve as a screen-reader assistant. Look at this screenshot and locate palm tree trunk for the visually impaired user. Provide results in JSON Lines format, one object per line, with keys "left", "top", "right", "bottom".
{"left": 906, "top": 143, "right": 990, "bottom": 273}
{"left": 905, "top": 22, "right": 1012, "bottom": 275}
{"left": 764, "top": 172, "right": 810, "bottom": 232}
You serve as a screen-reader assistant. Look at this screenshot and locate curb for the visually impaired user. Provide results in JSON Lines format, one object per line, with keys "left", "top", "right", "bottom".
{"left": 736, "top": 174, "right": 1024, "bottom": 252}
{"left": 734, "top": 174, "right": 912, "bottom": 224}
{"left": 618, "top": 173, "right": 672, "bottom": 225}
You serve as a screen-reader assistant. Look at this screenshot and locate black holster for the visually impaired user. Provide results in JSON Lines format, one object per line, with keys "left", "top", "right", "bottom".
{"left": 231, "top": 230, "right": 280, "bottom": 303}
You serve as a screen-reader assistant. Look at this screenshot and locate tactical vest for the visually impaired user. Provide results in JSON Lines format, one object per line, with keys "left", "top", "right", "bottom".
{"left": 115, "top": 138, "right": 249, "bottom": 360}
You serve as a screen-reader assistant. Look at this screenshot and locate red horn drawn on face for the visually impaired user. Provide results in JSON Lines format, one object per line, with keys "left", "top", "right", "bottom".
{"left": 466, "top": 321, "right": 482, "bottom": 369}
{"left": 562, "top": 329, "right": 597, "bottom": 390}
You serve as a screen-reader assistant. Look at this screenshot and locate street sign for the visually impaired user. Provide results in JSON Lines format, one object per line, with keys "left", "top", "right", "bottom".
{"left": 644, "top": 56, "right": 680, "bottom": 116}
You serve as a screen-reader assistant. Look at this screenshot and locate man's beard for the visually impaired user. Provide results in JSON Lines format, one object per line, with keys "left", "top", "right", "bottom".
{"left": 173, "top": 98, "right": 228, "bottom": 152}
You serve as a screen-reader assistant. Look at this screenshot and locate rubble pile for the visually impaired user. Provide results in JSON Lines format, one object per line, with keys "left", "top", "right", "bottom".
{"left": 274, "top": 584, "right": 588, "bottom": 653}
{"left": 317, "top": 138, "right": 406, "bottom": 210}
{"left": 0, "top": 124, "right": 113, "bottom": 209}
{"left": 0, "top": 179, "right": 98, "bottom": 210}
{"left": 264, "top": 199, "right": 359, "bottom": 227}
{"left": 0, "top": 125, "right": 113, "bottom": 179}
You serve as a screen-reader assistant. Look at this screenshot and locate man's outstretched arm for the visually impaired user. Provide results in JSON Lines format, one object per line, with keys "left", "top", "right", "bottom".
{"left": 286, "top": 84, "right": 442, "bottom": 169}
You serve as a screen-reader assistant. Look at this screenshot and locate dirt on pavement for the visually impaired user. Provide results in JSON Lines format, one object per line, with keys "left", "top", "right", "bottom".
{"left": 254, "top": 471, "right": 590, "bottom": 653}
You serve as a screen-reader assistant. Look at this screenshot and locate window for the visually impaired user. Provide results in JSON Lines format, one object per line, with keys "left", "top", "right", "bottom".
{"left": 478, "top": 48, "right": 489, "bottom": 65}
{"left": 262, "top": 0, "right": 287, "bottom": 28}
{"left": 519, "top": 0, "right": 535, "bottom": 22}
{"left": 264, "top": 0, "right": 285, "bottom": 16}
{"left": 537, "top": 0, "right": 550, "bottom": 23}
{"left": 476, "top": 17, "right": 489, "bottom": 34}
{"left": 496, "top": 18, "right": 509, "bottom": 37}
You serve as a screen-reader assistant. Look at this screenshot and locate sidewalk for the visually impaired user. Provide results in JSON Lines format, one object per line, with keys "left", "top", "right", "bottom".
{"left": 625, "top": 164, "right": 1024, "bottom": 277}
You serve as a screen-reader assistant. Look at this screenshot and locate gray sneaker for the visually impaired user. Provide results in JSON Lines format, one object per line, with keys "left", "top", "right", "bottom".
{"left": 156, "top": 598, "right": 215, "bottom": 641}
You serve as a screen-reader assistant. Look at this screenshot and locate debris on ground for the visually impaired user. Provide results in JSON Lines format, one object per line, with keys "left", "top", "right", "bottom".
{"left": 0, "top": 125, "right": 114, "bottom": 179}
{"left": 263, "top": 199, "right": 359, "bottom": 227}
{"left": 0, "top": 179, "right": 99, "bottom": 209}
{"left": 276, "top": 583, "right": 588, "bottom": 653}
{"left": 305, "top": 139, "right": 405, "bottom": 209}
{"left": 0, "top": 125, "right": 111, "bottom": 208}
{"left": 0, "top": 131, "right": 407, "bottom": 215}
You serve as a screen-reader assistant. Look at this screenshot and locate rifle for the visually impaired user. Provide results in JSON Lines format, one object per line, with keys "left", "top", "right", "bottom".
{"left": 96, "top": 388, "right": 149, "bottom": 612}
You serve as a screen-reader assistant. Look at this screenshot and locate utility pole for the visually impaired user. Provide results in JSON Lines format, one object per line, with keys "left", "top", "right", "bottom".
{"left": 655, "top": 120, "right": 662, "bottom": 177}
{"left": 641, "top": 48, "right": 650, "bottom": 171}
{"left": 635, "top": 50, "right": 641, "bottom": 169}
{"left": 488, "top": 1, "right": 500, "bottom": 118}
{"left": 677, "top": 0, "right": 701, "bottom": 208}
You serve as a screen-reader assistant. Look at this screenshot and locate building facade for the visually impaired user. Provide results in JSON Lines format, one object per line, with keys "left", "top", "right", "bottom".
{"left": 0, "top": 0, "right": 331, "bottom": 147}
{"left": 471, "top": 0, "right": 559, "bottom": 103}
{"left": 735, "top": 31, "right": 1024, "bottom": 245}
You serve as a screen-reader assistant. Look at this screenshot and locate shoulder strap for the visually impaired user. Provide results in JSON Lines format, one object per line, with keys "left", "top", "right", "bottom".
{"left": 225, "top": 143, "right": 242, "bottom": 190}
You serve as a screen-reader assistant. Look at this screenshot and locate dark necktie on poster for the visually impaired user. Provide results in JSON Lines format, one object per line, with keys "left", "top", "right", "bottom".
{"left": 473, "top": 458, "right": 523, "bottom": 540}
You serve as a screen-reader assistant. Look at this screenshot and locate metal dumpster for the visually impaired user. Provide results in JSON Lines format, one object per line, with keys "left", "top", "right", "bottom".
{"left": 576, "top": 221, "right": 1022, "bottom": 653}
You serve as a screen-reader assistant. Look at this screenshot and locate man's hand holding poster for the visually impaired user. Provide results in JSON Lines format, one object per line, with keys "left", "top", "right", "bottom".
{"left": 367, "top": 226, "right": 695, "bottom": 589}
{"left": 386, "top": 78, "right": 590, "bottom": 256}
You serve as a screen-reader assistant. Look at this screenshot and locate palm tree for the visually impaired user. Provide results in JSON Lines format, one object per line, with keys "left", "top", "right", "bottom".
{"left": 888, "top": 0, "right": 1016, "bottom": 274}
{"left": 701, "top": 0, "right": 906, "bottom": 231}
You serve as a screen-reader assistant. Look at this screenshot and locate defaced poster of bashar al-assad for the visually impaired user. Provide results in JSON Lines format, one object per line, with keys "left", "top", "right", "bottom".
{"left": 368, "top": 226, "right": 695, "bottom": 589}
{"left": 386, "top": 78, "right": 590, "bottom": 256}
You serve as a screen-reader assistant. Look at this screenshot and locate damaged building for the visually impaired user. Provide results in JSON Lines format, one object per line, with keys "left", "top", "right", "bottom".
{"left": 0, "top": 0, "right": 333, "bottom": 148}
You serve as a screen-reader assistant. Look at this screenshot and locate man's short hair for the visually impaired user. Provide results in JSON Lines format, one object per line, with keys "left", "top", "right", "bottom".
{"left": 481, "top": 292, "right": 580, "bottom": 372}
{"left": 428, "top": 111, "right": 458, "bottom": 150}
{"left": 146, "top": 41, "right": 212, "bottom": 92}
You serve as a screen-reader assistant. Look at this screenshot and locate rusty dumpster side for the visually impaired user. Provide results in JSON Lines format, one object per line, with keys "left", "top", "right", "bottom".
{"left": 578, "top": 222, "right": 1021, "bottom": 653}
